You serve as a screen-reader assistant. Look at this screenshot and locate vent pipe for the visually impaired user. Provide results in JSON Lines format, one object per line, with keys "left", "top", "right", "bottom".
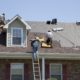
{"left": 46, "top": 20, "right": 51, "bottom": 24}
{"left": 51, "top": 18, "right": 57, "bottom": 24}
{"left": 76, "top": 22, "right": 80, "bottom": 25}
{"left": 2, "top": 13, "right": 5, "bottom": 22}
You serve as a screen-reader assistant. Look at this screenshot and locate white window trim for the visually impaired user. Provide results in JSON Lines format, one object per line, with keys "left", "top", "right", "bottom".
{"left": 11, "top": 27, "right": 23, "bottom": 47}
{"left": 6, "top": 28, "right": 8, "bottom": 47}
{"left": 50, "top": 63, "right": 62, "bottom": 80}
{"left": 10, "top": 63, "right": 24, "bottom": 80}
{"left": 25, "top": 29, "right": 27, "bottom": 47}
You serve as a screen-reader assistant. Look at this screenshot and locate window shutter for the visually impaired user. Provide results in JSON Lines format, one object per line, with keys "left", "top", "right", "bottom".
{"left": 45, "top": 63, "right": 49, "bottom": 80}
{"left": 24, "top": 64, "right": 29, "bottom": 80}
{"left": 5, "top": 64, "right": 10, "bottom": 80}
{"left": 62, "top": 64, "right": 67, "bottom": 80}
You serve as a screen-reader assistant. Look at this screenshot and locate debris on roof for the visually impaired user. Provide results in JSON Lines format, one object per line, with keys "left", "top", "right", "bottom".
{"left": 41, "top": 42, "right": 52, "bottom": 48}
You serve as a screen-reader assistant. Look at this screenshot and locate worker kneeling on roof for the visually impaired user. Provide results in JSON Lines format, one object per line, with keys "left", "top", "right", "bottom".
{"left": 46, "top": 30, "right": 53, "bottom": 45}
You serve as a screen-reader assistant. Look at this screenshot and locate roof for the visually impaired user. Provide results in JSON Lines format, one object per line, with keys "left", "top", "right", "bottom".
{"left": 27, "top": 21, "right": 80, "bottom": 47}
{"left": 4, "top": 15, "right": 31, "bottom": 30}
{"left": 0, "top": 32, "right": 80, "bottom": 54}
{"left": 0, "top": 17, "right": 80, "bottom": 54}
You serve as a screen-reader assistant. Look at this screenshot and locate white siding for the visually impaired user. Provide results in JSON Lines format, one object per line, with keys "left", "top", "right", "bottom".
{"left": 7, "top": 18, "right": 27, "bottom": 47}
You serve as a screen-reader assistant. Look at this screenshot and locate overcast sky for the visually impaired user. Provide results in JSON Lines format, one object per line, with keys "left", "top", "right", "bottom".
{"left": 0, "top": 0, "right": 80, "bottom": 22}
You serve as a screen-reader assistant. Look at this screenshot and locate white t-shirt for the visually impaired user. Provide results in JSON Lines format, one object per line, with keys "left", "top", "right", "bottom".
{"left": 46, "top": 31, "right": 53, "bottom": 38}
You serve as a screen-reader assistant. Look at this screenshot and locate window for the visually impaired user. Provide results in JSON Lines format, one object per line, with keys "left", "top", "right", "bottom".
{"left": 11, "top": 63, "right": 24, "bottom": 80}
{"left": 12, "top": 28, "right": 23, "bottom": 46}
{"left": 50, "top": 64, "right": 62, "bottom": 80}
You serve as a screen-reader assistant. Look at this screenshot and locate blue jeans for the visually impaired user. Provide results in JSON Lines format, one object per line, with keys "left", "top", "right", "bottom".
{"left": 32, "top": 47, "right": 38, "bottom": 60}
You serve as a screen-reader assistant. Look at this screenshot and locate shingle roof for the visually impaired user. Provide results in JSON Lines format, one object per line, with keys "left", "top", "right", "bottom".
{"left": 27, "top": 21, "right": 80, "bottom": 47}
{"left": 0, "top": 31, "right": 80, "bottom": 53}
{"left": 0, "top": 19, "right": 80, "bottom": 53}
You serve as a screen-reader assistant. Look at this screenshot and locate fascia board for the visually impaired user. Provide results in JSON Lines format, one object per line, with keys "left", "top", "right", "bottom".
{"left": 0, "top": 52, "right": 80, "bottom": 60}
{"left": 4, "top": 15, "right": 31, "bottom": 30}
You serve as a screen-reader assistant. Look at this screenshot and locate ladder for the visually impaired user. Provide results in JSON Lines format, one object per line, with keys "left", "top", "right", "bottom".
{"left": 32, "top": 56, "right": 41, "bottom": 80}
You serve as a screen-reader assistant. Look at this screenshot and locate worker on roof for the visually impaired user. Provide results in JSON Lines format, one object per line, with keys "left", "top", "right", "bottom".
{"left": 46, "top": 30, "right": 53, "bottom": 45}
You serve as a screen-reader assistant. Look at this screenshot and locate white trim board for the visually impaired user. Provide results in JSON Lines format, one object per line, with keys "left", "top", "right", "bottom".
{"left": 0, "top": 52, "right": 80, "bottom": 60}
{"left": 4, "top": 15, "right": 31, "bottom": 30}
{"left": 11, "top": 27, "right": 23, "bottom": 47}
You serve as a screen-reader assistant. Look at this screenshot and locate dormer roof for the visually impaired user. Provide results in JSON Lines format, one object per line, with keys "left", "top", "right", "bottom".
{"left": 4, "top": 15, "right": 31, "bottom": 30}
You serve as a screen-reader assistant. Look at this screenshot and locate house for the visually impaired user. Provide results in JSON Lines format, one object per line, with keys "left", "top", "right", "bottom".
{"left": 0, "top": 14, "right": 80, "bottom": 80}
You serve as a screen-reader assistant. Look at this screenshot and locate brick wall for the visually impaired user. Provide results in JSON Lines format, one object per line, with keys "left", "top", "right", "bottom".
{"left": 0, "top": 59, "right": 80, "bottom": 80}
{"left": 0, "top": 63, "right": 5, "bottom": 80}
{"left": 0, "top": 59, "right": 33, "bottom": 80}
{"left": 67, "top": 63, "right": 80, "bottom": 80}
{"left": 45, "top": 60, "right": 80, "bottom": 80}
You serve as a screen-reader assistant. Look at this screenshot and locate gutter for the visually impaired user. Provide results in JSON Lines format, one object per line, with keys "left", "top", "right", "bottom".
{"left": 0, "top": 52, "right": 80, "bottom": 60}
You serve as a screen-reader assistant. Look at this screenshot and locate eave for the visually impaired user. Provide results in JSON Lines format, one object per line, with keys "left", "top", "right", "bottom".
{"left": 0, "top": 52, "right": 80, "bottom": 60}
{"left": 3, "top": 15, "right": 31, "bottom": 30}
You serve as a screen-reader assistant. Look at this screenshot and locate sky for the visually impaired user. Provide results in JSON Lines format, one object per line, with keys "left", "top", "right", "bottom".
{"left": 0, "top": 0, "right": 80, "bottom": 22}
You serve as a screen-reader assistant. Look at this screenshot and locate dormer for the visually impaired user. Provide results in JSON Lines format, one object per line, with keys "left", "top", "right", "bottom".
{"left": 4, "top": 15, "right": 31, "bottom": 47}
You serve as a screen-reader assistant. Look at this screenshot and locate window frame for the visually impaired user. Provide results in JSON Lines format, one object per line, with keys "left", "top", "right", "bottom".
{"left": 10, "top": 63, "right": 24, "bottom": 80}
{"left": 11, "top": 27, "right": 23, "bottom": 47}
{"left": 50, "top": 63, "right": 62, "bottom": 80}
